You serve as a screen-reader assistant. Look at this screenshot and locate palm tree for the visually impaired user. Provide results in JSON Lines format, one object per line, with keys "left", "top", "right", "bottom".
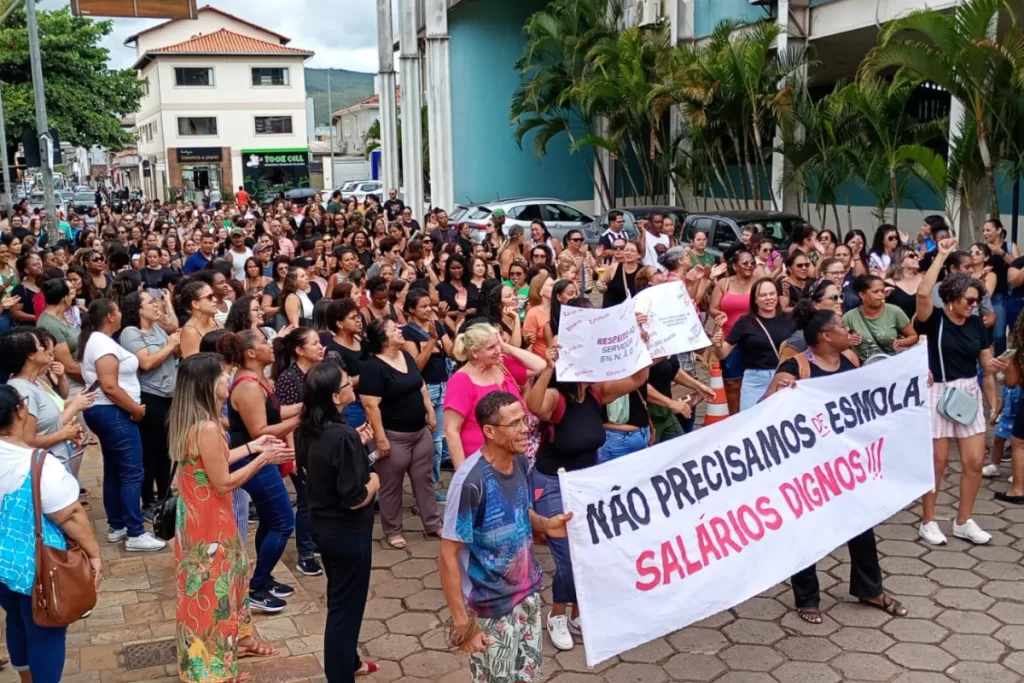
{"left": 862, "top": 0, "right": 1024, "bottom": 219}
{"left": 510, "top": 0, "right": 622, "bottom": 206}
{"left": 840, "top": 74, "right": 944, "bottom": 226}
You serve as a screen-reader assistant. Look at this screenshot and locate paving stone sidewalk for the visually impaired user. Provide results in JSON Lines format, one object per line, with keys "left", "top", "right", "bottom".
{"left": 4, "top": 442, "right": 1024, "bottom": 682}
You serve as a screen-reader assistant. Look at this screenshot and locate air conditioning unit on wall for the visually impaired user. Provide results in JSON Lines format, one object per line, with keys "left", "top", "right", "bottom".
{"left": 637, "top": 0, "right": 662, "bottom": 26}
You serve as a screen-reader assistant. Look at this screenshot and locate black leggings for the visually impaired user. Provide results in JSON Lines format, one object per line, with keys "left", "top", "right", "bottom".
{"left": 139, "top": 392, "right": 172, "bottom": 508}
{"left": 791, "top": 528, "right": 883, "bottom": 609}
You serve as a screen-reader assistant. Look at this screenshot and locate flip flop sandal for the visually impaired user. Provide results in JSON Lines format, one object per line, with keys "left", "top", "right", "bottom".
{"left": 859, "top": 594, "right": 907, "bottom": 617}
{"left": 796, "top": 608, "right": 823, "bottom": 624}
{"left": 355, "top": 661, "right": 380, "bottom": 676}
{"left": 388, "top": 536, "right": 408, "bottom": 550}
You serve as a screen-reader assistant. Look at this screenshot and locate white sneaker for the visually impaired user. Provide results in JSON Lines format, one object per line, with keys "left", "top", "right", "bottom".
{"left": 107, "top": 527, "right": 127, "bottom": 543}
{"left": 918, "top": 521, "right": 948, "bottom": 545}
{"left": 952, "top": 519, "right": 991, "bottom": 545}
{"left": 568, "top": 613, "right": 582, "bottom": 635}
{"left": 982, "top": 464, "right": 1002, "bottom": 478}
{"left": 125, "top": 532, "right": 166, "bottom": 552}
{"left": 547, "top": 613, "right": 574, "bottom": 650}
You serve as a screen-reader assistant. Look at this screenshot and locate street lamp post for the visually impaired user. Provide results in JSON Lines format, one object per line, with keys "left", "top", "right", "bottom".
{"left": 25, "top": 0, "right": 58, "bottom": 244}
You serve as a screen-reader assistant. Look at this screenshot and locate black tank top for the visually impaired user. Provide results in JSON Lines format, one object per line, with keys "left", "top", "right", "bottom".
{"left": 228, "top": 374, "right": 281, "bottom": 447}
{"left": 535, "top": 388, "right": 606, "bottom": 476}
{"left": 602, "top": 265, "right": 638, "bottom": 309}
{"left": 886, "top": 285, "right": 916, "bottom": 320}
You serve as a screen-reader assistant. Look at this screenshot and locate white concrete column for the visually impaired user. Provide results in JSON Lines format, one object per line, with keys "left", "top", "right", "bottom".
{"left": 770, "top": 0, "right": 805, "bottom": 215}
{"left": 425, "top": 0, "right": 454, "bottom": 212}
{"left": 399, "top": 0, "right": 425, "bottom": 222}
{"left": 377, "top": 0, "right": 401, "bottom": 196}
{"left": 947, "top": 95, "right": 965, "bottom": 232}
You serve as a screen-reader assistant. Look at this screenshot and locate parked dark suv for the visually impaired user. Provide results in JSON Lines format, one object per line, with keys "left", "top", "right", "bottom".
{"left": 679, "top": 211, "right": 805, "bottom": 258}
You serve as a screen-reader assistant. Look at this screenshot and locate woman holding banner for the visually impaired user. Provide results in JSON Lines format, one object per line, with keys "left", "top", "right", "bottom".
{"left": 526, "top": 304, "right": 651, "bottom": 652}
{"left": 711, "top": 278, "right": 795, "bottom": 411}
{"left": 765, "top": 301, "right": 908, "bottom": 624}
{"left": 916, "top": 238, "right": 1006, "bottom": 546}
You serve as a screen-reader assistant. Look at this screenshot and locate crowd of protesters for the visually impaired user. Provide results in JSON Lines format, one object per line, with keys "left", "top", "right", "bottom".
{"left": 1, "top": 185, "right": 1022, "bottom": 683}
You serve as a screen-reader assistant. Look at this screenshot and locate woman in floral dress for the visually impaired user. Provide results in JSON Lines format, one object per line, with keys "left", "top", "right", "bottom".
{"left": 170, "top": 353, "right": 294, "bottom": 683}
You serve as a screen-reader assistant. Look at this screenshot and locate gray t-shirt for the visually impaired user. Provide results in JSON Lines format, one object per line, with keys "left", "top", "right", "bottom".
{"left": 8, "top": 378, "right": 63, "bottom": 439}
{"left": 119, "top": 325, "right": 176, "bottom": 397}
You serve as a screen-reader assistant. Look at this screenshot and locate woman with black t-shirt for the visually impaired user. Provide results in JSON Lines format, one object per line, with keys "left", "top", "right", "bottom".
{"left": 402, "top": 289, "right": 454, "bottom": 501}
{"left": 526, "top": 330, "right": 650, "bottom": 652}
{"left": 359, "top": 316, "right": 440, "bottom": 551}
{"left": 916, "top": 238, "right": 1006, "bottom": 547}
{"left": 765, "top": 303, "right": 907, "bottom": 625}
{"left": 711, "top": 278, "right": 795, "bottom": 411}
{"left": 325, "top": 299, "right": 367, "bottom": 427}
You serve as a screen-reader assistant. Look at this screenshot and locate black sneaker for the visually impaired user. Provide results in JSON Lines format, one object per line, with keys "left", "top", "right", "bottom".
{"left": 248, "top": 503, "right": 258, "bottom": 524}
{"left": 268, "top": 580, "right": 295, "bottom": 598}
{"left": 249, "top": 589, "right": 286, "bottom": 613}
{"left": 297, "top": 557, "right": 323, "bottom": 576}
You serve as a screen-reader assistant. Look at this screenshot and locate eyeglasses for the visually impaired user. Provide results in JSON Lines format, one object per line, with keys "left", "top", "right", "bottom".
{"left": 197, "top": 293, "right": 216, "bottom": 302}
{"left": 492, "top": 417, "right": 528, "bottom": 430}
{"left": 89, "top": 256, "right": 103, "bottom": 263}
{"left": 339, "top": 380, "right": 353, "bottom": 390}
{"left": 824, "top": 270, "right": 845, "bottom": 278}
{"left": 612, "top": 244, "right": 626, "bottom": 250}
{"left": 964, "top": 297, "right": 980, "bottom": 305}
{"left": 736, "top": 260, "right": 755, "bottom": 267}
{"left": 794, "top": 263, "right": 810, "bottom": 268}
{"left": 904, "top": 253, "right": 920, "bottom": 259}
{"left": 568, "top": 238, "right": 583, "bottom": 243}
{"left": 886, "top": 235, "right": 898, "bottom": 242}
{"left": 824, "top": 293, "right": 843, "bottom": 302}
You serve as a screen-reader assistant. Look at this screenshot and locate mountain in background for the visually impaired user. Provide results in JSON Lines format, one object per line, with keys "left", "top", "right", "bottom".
{"left": 305, "top": 68, "right": 376, "bottom": 125}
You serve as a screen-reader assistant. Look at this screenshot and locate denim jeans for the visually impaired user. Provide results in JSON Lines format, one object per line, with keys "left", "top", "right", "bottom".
{"left": 530, "top": 468, "right": 575, "bottom": 604}
{"left": 597, "top": 427, "right": 651, "bottom": 463}
{"left": 0, "top": 583, "right": 67, "bottom": 683}
{"left": 992, "top": 292, "right": 1008, "bottom": 355}
{"left": 426, "top": 382, "right": 450, "bottom": 484}
{"left": 343, "top": 399, "right": 366, "bottom": 429}
{"left": 290, "top": 474, "right": 316, "bottom": 561}
{"left": 740, "top": 368, "right": 775, "bottom": 411}
{"left": 83, "top": 404, "right": 145, "bottom": 537}
{"left": 233, "top": 456, "right": 295, "bottom": 591}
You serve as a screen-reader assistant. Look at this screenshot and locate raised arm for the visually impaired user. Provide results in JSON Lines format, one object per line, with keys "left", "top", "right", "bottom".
{"left": 917, "top": 238, "right": 956, "bottom": 324}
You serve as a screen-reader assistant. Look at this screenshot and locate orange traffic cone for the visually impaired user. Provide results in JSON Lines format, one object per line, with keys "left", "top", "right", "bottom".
{"left": 703, "top": 359, "right": 729, "bottom": 426}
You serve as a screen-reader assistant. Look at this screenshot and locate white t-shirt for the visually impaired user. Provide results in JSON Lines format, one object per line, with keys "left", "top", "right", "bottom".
{"left": 644, "top": 231, "right": 670, "bottom": 272}
{"left": 0, "top": 441, "right": 79, "bottom": 513}
{"left": 228, "top": 247, "right": 253, "bottom": 280}
{"left": 82, "top": 331, "right": 142, "bottom": 405}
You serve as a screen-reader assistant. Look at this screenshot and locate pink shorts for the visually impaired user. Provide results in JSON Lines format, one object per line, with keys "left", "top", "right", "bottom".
{"left": 929, "top": 377, "right": 986, "bottom": 440}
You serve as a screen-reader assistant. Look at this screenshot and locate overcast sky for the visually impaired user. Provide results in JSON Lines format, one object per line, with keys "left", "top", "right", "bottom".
{"left": 52, "top": 0, "right": 381, "bottom": 72}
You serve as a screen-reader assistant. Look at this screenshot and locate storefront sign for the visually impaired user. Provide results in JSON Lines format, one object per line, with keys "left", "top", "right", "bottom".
{"left": 242, "top": 149, "right": 309, "bottom": 169}
{"left": 558, "top": 347, "right": 933, "bottom": 665}
{"left": 177, "top": 147, "right": 223, "bottom": 163}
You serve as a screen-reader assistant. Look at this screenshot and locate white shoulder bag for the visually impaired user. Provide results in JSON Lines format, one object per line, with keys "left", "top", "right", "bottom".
{"left": 935, "top": 315, "right": 979, "bottom": 426}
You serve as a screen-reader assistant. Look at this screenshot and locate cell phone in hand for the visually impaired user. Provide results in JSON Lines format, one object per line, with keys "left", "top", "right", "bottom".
{"left": 87, "top": 380, "right": 101, "bottom": 393}
{"left": 1001, "top": 348, "right": 1016, "bottom": 358}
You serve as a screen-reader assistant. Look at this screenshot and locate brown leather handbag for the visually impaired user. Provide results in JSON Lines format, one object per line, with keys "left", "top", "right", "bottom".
{"left": 30, "top": 449, "right": 97, "bottom": 627}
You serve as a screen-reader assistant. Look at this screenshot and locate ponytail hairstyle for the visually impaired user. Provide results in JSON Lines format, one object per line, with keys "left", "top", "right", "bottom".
{"left": 120, "top": 291, "right": 143, "bottom": 330}
{"left": 217, "top": 329, "right": 267, "bottom": 367}
{"left": 363, "top": 315, "right": 396, "bottom": 357}
{"left": 78, "top": 298, "right": 117, "bottom": 362}
{"left": 452, "top": 323, "right": 498, "bottom": 362}
{"left": 272, "top": 327, "right": 314, "bottom": 380}
{"left": 791, "top": 297, "right": 820, "bottom": 331}
{"left": 176, "top": 279, "right": 210, "bottom": 316}
{"left": 297, "top": 362, "right": 346, "bottom": 473}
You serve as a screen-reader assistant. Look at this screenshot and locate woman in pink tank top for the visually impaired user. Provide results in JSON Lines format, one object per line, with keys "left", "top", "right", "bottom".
{"left": 709, "top": 249, "right": 757, "bottom": 414}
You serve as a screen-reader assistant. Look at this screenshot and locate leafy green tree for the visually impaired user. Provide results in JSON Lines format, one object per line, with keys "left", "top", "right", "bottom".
{"left": 862, "top": 0, "right": 1023, "bottom": 218}
{"left": 0, "top": 7, "right": 144, "bottom": 151}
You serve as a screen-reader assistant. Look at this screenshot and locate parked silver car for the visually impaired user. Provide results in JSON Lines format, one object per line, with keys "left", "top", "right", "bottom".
{"left": 460, "top": 197, "right": 593, "bottom": 243}
{"left": 680, "top": 211, "right": 804, "bottom": 259}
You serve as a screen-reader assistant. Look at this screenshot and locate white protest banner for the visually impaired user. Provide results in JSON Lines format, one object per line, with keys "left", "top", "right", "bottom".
{"left": 632, "top": 281, "right": 710, "bottom": 357}
{"left": 558, "top": 346, "right": 933, "bottom": 665}
{"left": 555, "top": 298, "right": 652, "bottom": 382}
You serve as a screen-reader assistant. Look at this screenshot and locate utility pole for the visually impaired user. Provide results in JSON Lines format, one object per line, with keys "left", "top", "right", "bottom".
{"left": 327, "top": 70, "right": 336, "bottom": 189}
{"left": 0, "top": 82, "right": 13, "bottom": 215}
{"left": 25, "top": 0, "right": 57, "bottom": 244}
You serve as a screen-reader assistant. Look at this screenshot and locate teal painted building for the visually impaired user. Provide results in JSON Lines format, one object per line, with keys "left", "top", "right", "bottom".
{"left": 449, "top": 0, "right": 594, "bottom": 206}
